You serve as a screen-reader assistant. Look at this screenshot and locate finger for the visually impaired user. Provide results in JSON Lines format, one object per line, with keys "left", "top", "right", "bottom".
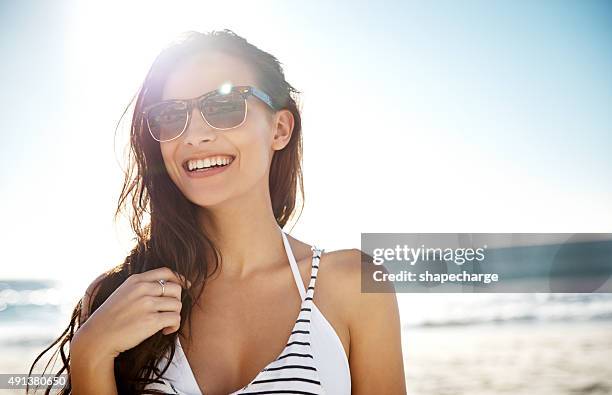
{"left": 135, "top": 267, "right": 191, "bottom": 288}
{"left": 142, "top": 296, "right": 182, "bottom": 313}
{"left": 156, "top": 311, "right": 181, "bottom": 333}
{"left": 162, "top": 325, "right": 179, "bottom": 336}
{"left": 138, "top": 281, "right": 183, "bottom": 300}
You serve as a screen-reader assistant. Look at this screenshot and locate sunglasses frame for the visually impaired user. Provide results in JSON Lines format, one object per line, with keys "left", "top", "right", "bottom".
{"left": 141, "top": 85, "right": 277, "bottom": 142}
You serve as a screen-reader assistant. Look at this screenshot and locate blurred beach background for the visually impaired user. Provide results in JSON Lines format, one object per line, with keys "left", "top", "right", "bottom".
{"left": 2, "top": 0, "right": 611, "bottom": 394}
{"left": 2, "top": 282, "right": 612, "bottom": 394}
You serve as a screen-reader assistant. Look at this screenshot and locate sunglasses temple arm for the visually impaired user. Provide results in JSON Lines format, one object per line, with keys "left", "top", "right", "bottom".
{"left": 250, "top": 86, "right": 276, "bottom": 109}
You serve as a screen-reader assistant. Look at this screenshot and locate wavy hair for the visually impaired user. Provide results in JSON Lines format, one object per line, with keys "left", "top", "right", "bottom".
{"left": 27, "top": 29, "right": 304, "bottom": 394}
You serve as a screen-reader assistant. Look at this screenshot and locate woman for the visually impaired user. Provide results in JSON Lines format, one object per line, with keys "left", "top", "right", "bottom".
{"left": 28, "top": 29, "right": 406, "bottom": 394}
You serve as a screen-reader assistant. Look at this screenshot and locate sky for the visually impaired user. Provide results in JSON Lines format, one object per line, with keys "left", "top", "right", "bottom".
{"left": 1, "top": 0, "right": 611, "bottom": 294}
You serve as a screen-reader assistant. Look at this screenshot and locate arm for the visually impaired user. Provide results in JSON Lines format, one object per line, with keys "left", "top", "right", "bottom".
{"left": 70, "top": 273, "right": 119, "bottom": 395}
{"left": 341, "top": 249, "right": 407, "bottom": 395}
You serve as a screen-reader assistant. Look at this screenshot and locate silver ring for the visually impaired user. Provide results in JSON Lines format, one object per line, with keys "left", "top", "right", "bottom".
{"left": 158, "top": 279, "right": 166, "bottom": 297}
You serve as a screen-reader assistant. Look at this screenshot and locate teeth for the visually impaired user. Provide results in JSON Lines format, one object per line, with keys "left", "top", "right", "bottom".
{"left": 187, "top": 156, "right": 233, "bottom": 171}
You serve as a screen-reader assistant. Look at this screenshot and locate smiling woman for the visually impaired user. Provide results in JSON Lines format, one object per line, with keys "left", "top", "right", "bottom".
{"left": 27, "top": 29, "right": 406, "bottom": 395}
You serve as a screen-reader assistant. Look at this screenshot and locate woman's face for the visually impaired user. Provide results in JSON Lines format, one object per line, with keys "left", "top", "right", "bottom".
{"left": 157, "top": 52, "right": 292, "bottom": 208}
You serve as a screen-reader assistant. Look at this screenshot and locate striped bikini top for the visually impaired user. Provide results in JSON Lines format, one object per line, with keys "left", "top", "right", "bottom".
{"left": 144, "top": 227, "right": 352, "bottom": 394}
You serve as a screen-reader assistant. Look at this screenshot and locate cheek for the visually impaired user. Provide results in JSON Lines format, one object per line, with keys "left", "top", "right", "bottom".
{"left": 160, "top": 144, "right": 180, "bottom": 181}
{"left": 236, "top": 129, "right": 273, "bottom": 175}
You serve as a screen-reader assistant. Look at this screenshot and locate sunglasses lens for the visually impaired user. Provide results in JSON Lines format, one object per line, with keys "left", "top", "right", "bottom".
{"left": 147, "top": 102, "right": 188, "bottom": 141}
{"left": 202, "top": 92, "right": 246, "bottom": 129}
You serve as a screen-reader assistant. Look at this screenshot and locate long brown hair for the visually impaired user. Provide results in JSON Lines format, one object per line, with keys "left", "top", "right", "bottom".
{"left": 27, "top": 29, "right": 304, "bottom": 394}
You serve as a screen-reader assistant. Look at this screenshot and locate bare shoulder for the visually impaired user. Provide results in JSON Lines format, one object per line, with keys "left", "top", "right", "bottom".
{"left": 321, "top": 248, "right": 396, "bottom": 318}
{"left": 319, "top": 247, "right": 396, "bottom": 290}
{"left": 318, "top": 248, "right": 397, "bottom": 321}
{"left": 318, "top": 248, "right": 361, "bottom": 277}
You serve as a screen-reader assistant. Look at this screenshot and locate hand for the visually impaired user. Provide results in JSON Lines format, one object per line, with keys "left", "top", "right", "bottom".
{"left": 73, "top": 267, "right": 190, "bottom": 359}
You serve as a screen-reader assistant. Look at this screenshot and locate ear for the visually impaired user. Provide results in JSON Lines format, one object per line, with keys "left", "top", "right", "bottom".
{"left": 271, "top": 109, "right": 294, "bottom": 151}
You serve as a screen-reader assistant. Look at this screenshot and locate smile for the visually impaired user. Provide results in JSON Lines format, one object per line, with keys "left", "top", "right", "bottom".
{"left": 182, "top": 155, "right": 235, "bottom": 179}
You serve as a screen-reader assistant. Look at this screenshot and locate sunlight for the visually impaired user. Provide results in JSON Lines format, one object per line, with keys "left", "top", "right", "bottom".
{"left": 54, "top": 1, "right": 242, "bottom": 287}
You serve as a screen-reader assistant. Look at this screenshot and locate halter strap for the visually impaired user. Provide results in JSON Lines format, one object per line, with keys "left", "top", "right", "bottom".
{"left": 279, "top": 226, "right": 324, "bottom": 302}
{"left": 280, "top": 227, "right": 307, "bottom": 300}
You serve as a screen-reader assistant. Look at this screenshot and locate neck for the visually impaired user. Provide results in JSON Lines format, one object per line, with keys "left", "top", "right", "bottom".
{"left": 197, "top": 183, "right": 289, "bottom": 280}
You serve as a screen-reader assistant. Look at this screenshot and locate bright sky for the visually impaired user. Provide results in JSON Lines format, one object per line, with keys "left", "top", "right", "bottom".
{"left": 1, "top": 0, "right": 611, "bottom": 300}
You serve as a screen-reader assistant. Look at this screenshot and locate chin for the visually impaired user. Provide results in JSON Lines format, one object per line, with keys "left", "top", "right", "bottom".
{"left": 187, "top": 192, "right": 233, "bottom": 209}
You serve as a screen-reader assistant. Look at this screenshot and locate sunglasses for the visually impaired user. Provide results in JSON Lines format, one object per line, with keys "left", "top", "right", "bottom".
{"left": 141, "top": 84, "right": 277, "bottom": 142}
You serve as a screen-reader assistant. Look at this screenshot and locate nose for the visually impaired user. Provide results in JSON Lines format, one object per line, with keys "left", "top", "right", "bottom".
{"left": 182, "top": 104, "right": 217, "bottom": 146}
